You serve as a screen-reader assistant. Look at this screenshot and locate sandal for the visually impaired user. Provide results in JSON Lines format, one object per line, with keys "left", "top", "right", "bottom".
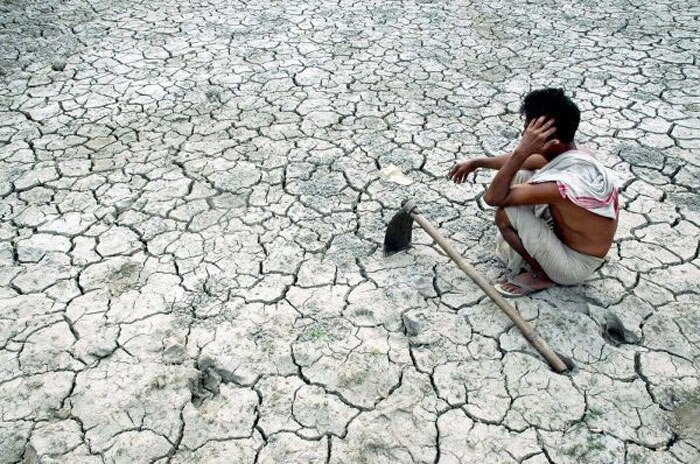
{"left": 494, "top": 276, "right": 546, "bottom": 298}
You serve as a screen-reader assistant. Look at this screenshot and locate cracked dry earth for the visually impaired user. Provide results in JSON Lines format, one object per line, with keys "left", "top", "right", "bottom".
{"left": 0, "top": 0, "right": 699, "bottom": 463}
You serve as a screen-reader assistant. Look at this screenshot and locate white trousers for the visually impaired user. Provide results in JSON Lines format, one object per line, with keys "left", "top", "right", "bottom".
{"left": 494, "top": 171, "right": 604, "bottom": 285}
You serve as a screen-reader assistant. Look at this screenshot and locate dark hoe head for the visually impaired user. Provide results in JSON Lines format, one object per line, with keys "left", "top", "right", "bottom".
{"left": 383, "top": 200, "right": 417, "bottom": 255}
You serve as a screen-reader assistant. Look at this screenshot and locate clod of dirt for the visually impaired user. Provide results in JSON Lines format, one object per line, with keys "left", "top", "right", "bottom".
{"left": 51, "top": 60, "right": 66, "bottom": 71}
{"left": 402, "top": 313, "right": 422, "bottom": 337}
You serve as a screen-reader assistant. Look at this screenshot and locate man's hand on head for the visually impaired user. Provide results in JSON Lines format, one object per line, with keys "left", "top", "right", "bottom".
{"left": 514, "top": 117, "right": 558, "bottom": 158}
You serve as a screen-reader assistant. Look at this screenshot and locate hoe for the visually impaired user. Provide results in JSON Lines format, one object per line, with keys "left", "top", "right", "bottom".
{"left": 384, "top": 200, "right": 572, "bottom": 373}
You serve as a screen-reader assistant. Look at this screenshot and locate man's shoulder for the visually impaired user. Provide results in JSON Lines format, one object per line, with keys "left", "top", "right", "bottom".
{"left": 559, "top": 147, "right": 597, "bottom": 159}
{"left": 549, "top": 149, "right": 603, "bottom": 171}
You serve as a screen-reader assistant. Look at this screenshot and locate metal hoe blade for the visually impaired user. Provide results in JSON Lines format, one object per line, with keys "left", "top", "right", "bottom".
{"left": 383, "top": 200, "right": 417, "bottom": 255}
{"left": 383, "top": 210, "right": 413, "bottom": 255}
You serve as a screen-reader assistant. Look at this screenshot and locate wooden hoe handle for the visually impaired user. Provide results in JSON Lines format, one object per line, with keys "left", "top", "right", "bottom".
{"left": 410, "top": 210, "right": 568, "bottom": 373}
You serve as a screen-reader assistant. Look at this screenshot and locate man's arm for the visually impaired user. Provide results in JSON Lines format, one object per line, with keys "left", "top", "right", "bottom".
{"left": 482, "top": 149, "right": 531, "bottom": 205}
{"left": 483, "top": 117, "right": 558, "bottom": 205}
{"left": 448, "top": 153, "right": 547, "bottom": 184}
{"left": 484, "top": 181, "right": 564, "bottom": 207}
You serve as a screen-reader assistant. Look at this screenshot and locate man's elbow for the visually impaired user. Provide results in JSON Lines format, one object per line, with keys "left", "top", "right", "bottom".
{"left": 483, "top": 193, "right": 502, "bottom": 207}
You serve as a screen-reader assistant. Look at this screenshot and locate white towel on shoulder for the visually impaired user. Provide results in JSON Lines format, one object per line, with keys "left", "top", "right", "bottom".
{"left": 529, "top": 150, "right": 620, "bottom": 219}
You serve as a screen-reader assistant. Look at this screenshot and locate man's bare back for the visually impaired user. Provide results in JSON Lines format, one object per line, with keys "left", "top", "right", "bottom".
{"left": 548, "top": 198, "right": 616, "bottom": 258}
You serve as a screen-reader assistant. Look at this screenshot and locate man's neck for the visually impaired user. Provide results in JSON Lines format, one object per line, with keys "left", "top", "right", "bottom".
{"left": 546, "top": 142, "right": 577, "bottom": 160}
{"left": 562, "top": 142, "right": 576, "bottom": 152}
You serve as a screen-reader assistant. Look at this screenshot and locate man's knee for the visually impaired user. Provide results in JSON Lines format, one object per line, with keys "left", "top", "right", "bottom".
{"left": 491, "top": 169, "right": 535, "bottom": 186}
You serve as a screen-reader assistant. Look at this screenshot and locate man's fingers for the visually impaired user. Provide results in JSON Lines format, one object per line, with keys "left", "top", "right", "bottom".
{"left": 541, "top": 118, "right": 555, "bottom": 130}
{"left": 531, "top": 116, "right": 554, "bottom": 131}
{"left": 543, "top": 126, "right": 557, "bottom": 138}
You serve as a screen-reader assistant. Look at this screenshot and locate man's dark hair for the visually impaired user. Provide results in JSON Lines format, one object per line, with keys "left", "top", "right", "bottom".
{"left": 519, "top": 88, "right": 580, "bottom": 143}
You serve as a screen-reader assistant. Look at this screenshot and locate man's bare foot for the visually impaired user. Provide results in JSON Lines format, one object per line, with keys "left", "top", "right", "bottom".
{"left": 494, "top": 272, "right": 557, "bottom": 297}
{"left": 496, "top": 268, "right": 528, "bottom": 285}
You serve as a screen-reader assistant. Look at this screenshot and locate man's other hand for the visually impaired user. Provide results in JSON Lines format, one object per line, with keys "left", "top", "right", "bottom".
{"left": 448, "top": 160, "right": 477, "bottom": 183}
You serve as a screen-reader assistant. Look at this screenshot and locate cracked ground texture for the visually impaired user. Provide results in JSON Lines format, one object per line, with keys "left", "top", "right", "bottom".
{"left": 0, "top": 0, "right": 698, "bottom": 462}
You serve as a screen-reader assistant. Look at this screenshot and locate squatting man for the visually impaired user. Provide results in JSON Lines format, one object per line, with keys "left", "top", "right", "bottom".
{"left": 448, "top": 88, "right": 619, "bottom": 297}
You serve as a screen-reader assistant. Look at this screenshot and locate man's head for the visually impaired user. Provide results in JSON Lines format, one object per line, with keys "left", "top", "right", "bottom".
{"left": 519, "top": 88, "right": 580, "bottom": 156}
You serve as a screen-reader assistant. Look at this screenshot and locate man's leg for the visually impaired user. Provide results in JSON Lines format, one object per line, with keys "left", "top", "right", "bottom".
{"left": 495, "top": 207, "right": 556, "bottom": 294}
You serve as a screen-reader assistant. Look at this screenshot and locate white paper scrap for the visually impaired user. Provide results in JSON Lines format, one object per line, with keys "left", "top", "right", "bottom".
{"left": 378, "top": 165, "right": 413, "bottom": 185}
